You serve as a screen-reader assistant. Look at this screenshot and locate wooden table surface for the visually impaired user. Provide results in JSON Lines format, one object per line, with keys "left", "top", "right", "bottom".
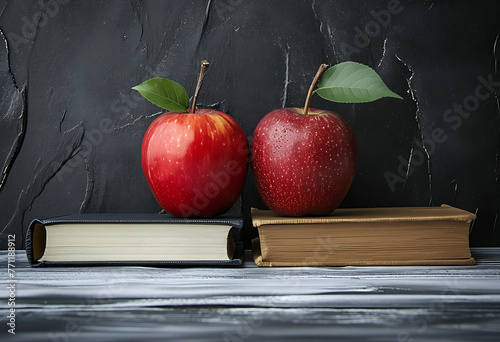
{"left": 1, "top": 248, "right": 500, "bottom": 341}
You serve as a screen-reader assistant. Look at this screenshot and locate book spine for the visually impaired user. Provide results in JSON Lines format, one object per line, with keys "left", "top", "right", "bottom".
{"left": 25, "top": 219, "right": 41, "bottom": 266}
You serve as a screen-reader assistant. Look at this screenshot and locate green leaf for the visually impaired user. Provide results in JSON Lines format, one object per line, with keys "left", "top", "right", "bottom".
{"left": 314, "top": 61, "right": 402, "bottom": 103}
{"left": 132, "top": 78, "right": 189, "bottom": 112}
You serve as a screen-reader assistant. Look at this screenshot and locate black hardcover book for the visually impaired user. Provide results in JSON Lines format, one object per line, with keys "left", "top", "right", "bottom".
{"left": 26, "top": 213, "right": 243, "bottom": 267}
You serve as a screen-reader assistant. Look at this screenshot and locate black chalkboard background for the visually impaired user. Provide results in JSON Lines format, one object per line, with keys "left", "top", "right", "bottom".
{"left": 0, "top": 0, "right": 499, "bottom": 249}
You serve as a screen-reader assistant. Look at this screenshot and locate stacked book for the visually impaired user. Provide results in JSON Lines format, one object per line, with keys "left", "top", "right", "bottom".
{"left": 251, "top": 205, "right": 476, "bottom": 266}
{"left": 26, "top": 205, "right": 476, "bottom": 267}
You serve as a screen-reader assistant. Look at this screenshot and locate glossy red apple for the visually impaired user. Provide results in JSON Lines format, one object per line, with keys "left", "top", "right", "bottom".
{"left": 252, "top": 65, "right": 357, "bottom": 216}
{"left": 138, "top": 61, "right": 248, "bottom": 217}
{"left": 142, "top": 109, "right": 248, "bottom": 217}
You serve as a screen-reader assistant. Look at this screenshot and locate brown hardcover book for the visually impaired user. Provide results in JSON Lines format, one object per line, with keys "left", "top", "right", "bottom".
{"left": 251, "top": 205, "right": 476, "bottom": 267}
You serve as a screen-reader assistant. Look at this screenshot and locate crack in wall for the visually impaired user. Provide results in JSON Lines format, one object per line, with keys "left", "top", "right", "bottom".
{"left": 453, "top": 179, "right": 458, "bottom": 205}
{"left": 202, "top": 0, "right": 212, "bottom": 32}
{"left": 194, "top": 0, "right": 212, "bottom": 50}
{"left": 311, "top": 0, "right": 323, "bottom": 34}
{"left": 0, "top": 123, "right": 85, "bottom": 242}
{"left": 0, "top": 27, "right": 21, "bottom": 92}
{"left": 395, "top": 54, "right": 433, "bottom": 205}
{"left": 58, "top": 108, "right": 67, "bottom": 133}
{"left": 446, "top": 179, "right": 459, "bottom": 206}
{"left": 376, "top": 38, "right": 388, "bottom": 70}
{"left": 197, "top": 100, "right": 226, "bottom": 112}
{"left": 0, "top": 27, "right": 26, "bottom": 192}
{"left": 325, "top": 23, "right": 340, "bottom": 62}
{"left": 0, "top": 0, "right": 7, "bottom": 18}
{"left": 0, "top": 94, "right": 25, "bottom": 190}
{"left": 310, "top": 1, "right": 338, "bottom": 62}
{"left": 469, "top": 208, "right": 479, "bottom": 235}
{"left": 113, "top": 111, "right": 161, "bottom": 131}
{"left": 401, "top": 144, "right": 414, "bottom": 195}
{"left": 281, "top": 44, "right": 289, "bottom": 108}
{"left": 80, "top": 154, "right": 95, "bottom": 213}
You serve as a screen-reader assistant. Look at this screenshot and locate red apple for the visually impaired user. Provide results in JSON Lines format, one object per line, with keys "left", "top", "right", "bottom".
{"left": 142, "top": 108, "right": 248, "bottom": 217}
{"left": 252, "top": 65, "right": 357, "bottom": 216}
{"left": 137, "top": 61, "right": 248, "bottom": 217}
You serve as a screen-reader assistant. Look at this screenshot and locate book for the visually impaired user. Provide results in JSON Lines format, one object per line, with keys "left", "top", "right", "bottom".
{"left": 251, "top": 205, "right": 476, "bottom": 267}
{"left": 26, "top": 213, "right": 243, "bottom": 267}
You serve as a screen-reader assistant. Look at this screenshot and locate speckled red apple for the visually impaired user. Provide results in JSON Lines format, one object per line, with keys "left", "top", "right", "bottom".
{"left": 142, "top": 109, "right": 248, "bottom": 217}
{"left": 252, "top": 65, "right": 358, "bottom": 216}
{"left": 139, "top": 61, "right": 248, "bottom": 217}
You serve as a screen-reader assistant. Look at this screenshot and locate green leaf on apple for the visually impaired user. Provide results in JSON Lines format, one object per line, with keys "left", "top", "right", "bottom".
{"left": 314, "top": 61, "right": 402, "bottom": 103}
{"left": 132, "top": 78, "right": 189, "bottom": 113}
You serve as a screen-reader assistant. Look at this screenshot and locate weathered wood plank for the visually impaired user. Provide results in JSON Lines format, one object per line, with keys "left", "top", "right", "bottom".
{"left": 1, "top": 248, "right": 499, "bottom": 341}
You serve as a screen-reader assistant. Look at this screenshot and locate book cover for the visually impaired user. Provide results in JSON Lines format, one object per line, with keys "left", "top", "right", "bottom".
{"left": 26, "top": 213, "right": 244, "bottom": 267}
{"left": 251, "top": 205, "right": 476, "bottom": 267}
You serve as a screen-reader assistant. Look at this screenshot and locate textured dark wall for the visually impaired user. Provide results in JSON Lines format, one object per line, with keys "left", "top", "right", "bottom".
{"left": 0, "top": 0, "right": 499, "bottom": 249}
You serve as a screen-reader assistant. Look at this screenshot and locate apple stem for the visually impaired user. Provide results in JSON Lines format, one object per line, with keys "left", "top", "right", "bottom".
{"left": 303, "top": 63, "right": 328, "bottom": 115}
{"left": 191, "top": 60, "right": 210, "bottom": 113}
